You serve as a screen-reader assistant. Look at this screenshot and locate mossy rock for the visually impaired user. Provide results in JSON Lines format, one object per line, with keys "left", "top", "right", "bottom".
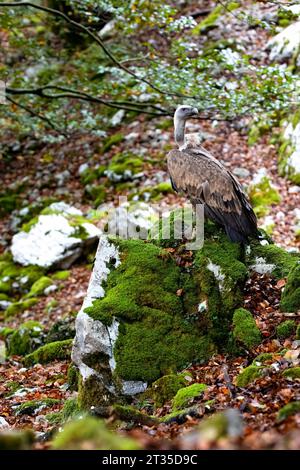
{"left": 51, "top": 417, "right": 140, "bottom": 450}
{"left": 280, "top": 263, "right": 300, "bottom": 312}
{"left": 192, "top": 2, "right": 240, "bottom": 34}
{"left": 102, "top": 132, "right": 124, "bottom": 153}
{"left": 172, "top": 383, "right": 207, "bottom": 412}
{"left": 248, "top": 240, "right": 299, "bottom": 279}
{"left": 282, "top": 367, "right": 300, "bottom": 380}
{"left": 84, "top": 239, "right": 215, "bottom": 383}
{"left": 25, "top": 276, "right": 54, "bottom": 298}
{"left": 235, "top": 365, "right": 263, "bottom": 387}
{"left": 5, "top": 298, "right": 39, "bottom": 318}
{"left": 191, "top": 226, "right": 247, "bottom": 345}
{"left": 0, "top": 261, "right": 44, "bottom": 296}
{"left": 0, "top": 430, "right": 34, "bottom": 450}
{"left": 23, "top": 339, "right": 73, "bottom": 366}
{"left": 277, "top": 401, "right": 300, "bottom": 422}
{"left": 252, "top": 353, "right": 274, "bottom": 365}
{"left": 7, "top": 321, "right": 44, "bottom": 356}
{"left": 248, "top": 176, "right": 281, "bottom": 217}
{"left": 147, "top": 372, "right": 193, "bottom": 408}
{"left": 112, "top": 404, "right": 159, "bottom": 426}
{"left": 45, "top": 318, "right": 75, "bottom": 343}
{"left": 15, "top": 398, "right": 60, "bottom": 416}
{"left": 232, "top": 308, "right": 261, "bottom": 349}
{"left": 276, "top": 320, "right": 296, "bottom": 339}
{"left": 46, "top": 398, "right": 80, "bottom": 426}
{"left": 67, "top": 364, "right": 79, "bottom": 391}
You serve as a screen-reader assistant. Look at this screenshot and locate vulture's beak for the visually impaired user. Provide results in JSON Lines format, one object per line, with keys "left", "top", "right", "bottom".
{"left": 192, "top": 107, "right": 199, "bottom": 116}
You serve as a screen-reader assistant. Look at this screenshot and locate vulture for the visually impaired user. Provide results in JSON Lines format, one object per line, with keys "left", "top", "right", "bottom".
{"left": 167, "top": 105, "right": 259, "bottom": 244}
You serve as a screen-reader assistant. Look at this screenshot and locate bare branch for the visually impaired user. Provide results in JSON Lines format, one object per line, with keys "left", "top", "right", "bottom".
{"left": 6, "top": 85, "right": 170, "bottom": 116}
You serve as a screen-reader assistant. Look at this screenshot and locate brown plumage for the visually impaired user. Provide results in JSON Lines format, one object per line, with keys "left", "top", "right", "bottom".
{"left": 167, "top": 105, "right": 259, "bottom": 243}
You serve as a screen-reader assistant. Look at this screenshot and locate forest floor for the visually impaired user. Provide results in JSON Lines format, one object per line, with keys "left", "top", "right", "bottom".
{"left": 0, "top": 0, "right": 300, "bottom": 450}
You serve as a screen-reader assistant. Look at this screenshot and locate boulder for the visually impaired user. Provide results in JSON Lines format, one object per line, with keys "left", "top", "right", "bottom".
{"left": 72, "top": 223, "right": 300, "bottom": 410}
{"left": 11, "top": 202, "right": 101, "bottom": 269}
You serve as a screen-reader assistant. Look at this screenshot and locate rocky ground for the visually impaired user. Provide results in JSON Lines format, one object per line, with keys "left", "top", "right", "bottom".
{"left": 0, "top": 0, "right": 300, "bottom": 451}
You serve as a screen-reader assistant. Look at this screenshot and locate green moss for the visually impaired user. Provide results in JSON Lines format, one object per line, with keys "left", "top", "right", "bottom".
{"left": 25, "top": 276, "right": 53, "bottom": 298}
{"left": 62, "top": 398, "right": 80, "bottom": 420}
{"left": 107, "top": 152, "right": 143, "bottom": 177}
{"left": 193, "top": 2, "right": 240, "bottom": 34}
{"left": 277, "top": 401, "right": 300, "bottom": 422}
{"left": 0, "top": 194, "right": 20, "bottom": 217}
{"left": 282, "top": 367, "right": 300, "bottom": 379}
{"left": 252, "top": 353, "right": 274, "bottom": 365}
{"left": 0, "top": 327, "right": 14, "bottom": 338}
{"left": 249, "top": 240, "right": 299, "bottom": 279}
{"left": 280, "top": 263, "right": 300, "bottom": 312}
{"left": 23, "top": 339, "right": 73, "bottom": 366}
{"left": 276, "top": 320, "right": 296, "bottom": 339}
{"left": 5, "top": 298, "right": 39, "bottom": 318}
{"left": 112, "top": 405, "right": 159, "bottom": 426}
{"left": 5, "top": 380, "right": 21, "bottom": 396}
{"left": 80, "top": 165, "right": 106, "bottom": 185}
{"left": 296, "top": 324, "right": 300, "bottom": 340}
{"left": 67, "top": 364, "right": 79, "bottom": 391}
{"left": 21, "top": 216, "right": 39, "bottom": 233}
{"left": 139, "top": 182, "right": 173, "bottom": 201}
{"left": 0, "top": 429, "right": 34, "bottom": 450}
{"left": 85, "top": 239, "right": 215, "bottom": 383}
{"left": 15, "top": 398, "right": 60, "bottom": 416}
{"left": 248, "top": 176, "right": 281, "bottom": 217}
{"left": 157, "top": 119, "right": 173, "bottom": 130}
{"left": 45, "top": 318, "right": 75, "bottom": 343}
{"left": 52, "top": 270, "right": 71, "bottom": 281}
{"left": 193, "top": 226, "right": 247, "bottom": 344}
{"left": 148, "top": 372, "right": 193, "bottom": 408}
{"left": 236, "top": 365, "right": 263, "bottom": 387}
{"left": 232, "top": 308, "right": 261, "bottom": 349}
{"left": 102, "top": 132, "right": 124, "bottom": 153}
{"left": 172, "top": 383, "right": 207, "bottom": 411}
{"left": 51, "top": 417, "right": 140, "bottom": 450}
{"left": 0, "top": 293, "right": 9, "bottom": 300}
{"left": 7, "top": 321, "right": 44, "bottom": 356}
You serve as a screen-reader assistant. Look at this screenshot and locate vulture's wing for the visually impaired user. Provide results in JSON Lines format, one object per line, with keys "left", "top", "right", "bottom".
{"left": 167, "top": 147, "right": 258, "bottom": 241}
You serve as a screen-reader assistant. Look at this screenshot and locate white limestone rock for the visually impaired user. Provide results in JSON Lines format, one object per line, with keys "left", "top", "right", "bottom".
{"left": 11, "top": 203, "right": 101, "bottom": 269}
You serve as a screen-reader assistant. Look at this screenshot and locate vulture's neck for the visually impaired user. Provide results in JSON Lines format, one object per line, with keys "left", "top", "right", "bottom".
{"left": 174, "top": 116, "right": 186, "bottom": 149}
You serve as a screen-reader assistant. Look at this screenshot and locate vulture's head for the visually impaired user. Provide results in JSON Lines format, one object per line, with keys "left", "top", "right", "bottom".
{"left": 174, "top": 105, "right": 199, "bottom": 122}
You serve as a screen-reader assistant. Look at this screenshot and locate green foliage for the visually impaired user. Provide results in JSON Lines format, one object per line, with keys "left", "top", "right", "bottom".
{"left": 232, "top": 308, "right": 261, "bottom": 349}
{"left": 277, "top": 401, "right": 300, "bottom": 422}
{"left": 236, "top": 365, "right": 263, "bottom": 387}
{"left": 280, "top": 264, "right": 300, "bottom": 313}
{"left": 23, "top": 339, "right": 73, "bottom": 366}
{"left": 276, "top": 320, "right": 296, "bottom": 339}
{"left": 172, "top": 383, "right": 207, "bottom": 412}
